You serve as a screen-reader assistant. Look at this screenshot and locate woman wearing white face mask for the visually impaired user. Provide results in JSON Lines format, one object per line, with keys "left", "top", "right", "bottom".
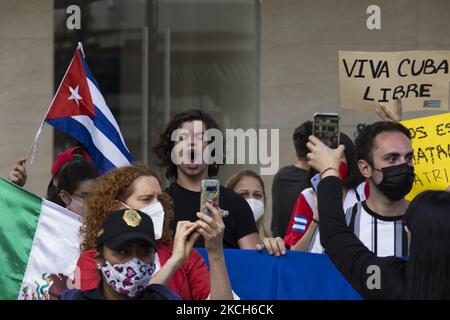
{"left": 61, "top": 209, "right": 181, "bottom": 300}
{"left": 226, "top": 171, "right": 286, "bottom": 256}
{"left": 76, "top": 164, "right": 234, "bottom": 300}
{"left": 119, "top": 201, "right": 165, "bottom": 240}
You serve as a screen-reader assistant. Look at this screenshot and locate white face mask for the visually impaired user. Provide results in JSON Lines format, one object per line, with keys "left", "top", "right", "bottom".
{"left": 139, "top": 202, "right": 165, "bottom": 240}
{"left": 246, "top": 198, "right": 264, "bottom": 222}
{"left": 121, "top": 201, "right": 165, "bottom": 240}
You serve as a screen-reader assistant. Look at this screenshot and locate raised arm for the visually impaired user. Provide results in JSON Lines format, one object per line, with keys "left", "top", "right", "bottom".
{"left": 307, "top": 136, "right": 405, "bottom": 299}
{"left": 290, "top": 190, "right": 319, "bottom": 252}
{"left": 195, "top": 202, "right": 233, "bottom": 300}
{"left": 150, "top": 221, "right": 199, "bottom": 285}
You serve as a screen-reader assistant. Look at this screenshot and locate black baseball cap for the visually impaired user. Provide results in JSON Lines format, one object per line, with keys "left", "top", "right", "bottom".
{"left": 96, "top": 209, "right": 157, "bottom": 251}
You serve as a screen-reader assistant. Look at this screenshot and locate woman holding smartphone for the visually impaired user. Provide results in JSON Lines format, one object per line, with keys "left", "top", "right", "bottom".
{"left": 285, "top": 133, "right": 367, "bottom": 252}
{"left": 75, "top": 164, "right": 234, "bottom": 300}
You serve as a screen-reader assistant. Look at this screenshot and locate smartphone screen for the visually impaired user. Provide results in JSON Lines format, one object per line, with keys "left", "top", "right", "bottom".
{"left": 310, "top": 173, "right": 321, "bottom": 192}
{"left": 200, "top": 179, "right": 220, "bottom": 216}
{"left": 313, "top": 113, "right": 340, "bottom": 148}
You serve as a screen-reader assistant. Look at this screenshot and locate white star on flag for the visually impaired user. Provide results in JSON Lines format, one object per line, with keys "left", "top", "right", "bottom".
{"left": 68, "top": 85, "right": 83, "bottom": 107}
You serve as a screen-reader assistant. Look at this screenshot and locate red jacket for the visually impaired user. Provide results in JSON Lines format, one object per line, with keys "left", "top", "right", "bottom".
{"left": 76, "top": 241, "right": 211, "bottom": 300}
{"left": 284, "top": 182, "right": 370, "bottom": 247}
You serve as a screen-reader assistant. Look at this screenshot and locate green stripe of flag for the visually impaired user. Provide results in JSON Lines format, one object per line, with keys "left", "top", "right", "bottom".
{"left": 0, "top": 178, "right": 41, "bottom": 299}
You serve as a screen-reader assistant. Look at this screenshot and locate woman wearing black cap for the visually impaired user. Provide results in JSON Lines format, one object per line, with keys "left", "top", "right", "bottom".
{"left": 61, "top": 209, "right": 180, "bottom": 300}
{"left": 75, "top": 164, "right": 234, "bottom": 300}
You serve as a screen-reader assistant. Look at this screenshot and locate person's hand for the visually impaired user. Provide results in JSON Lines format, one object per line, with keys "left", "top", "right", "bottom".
{"left": 171, "top": 221, "right": 200, "bottom": 268}
{"left": 446, "top": 185, "right": 450, "bottom": 193}
{"left": 195, "top": 203, "right": 225, "bottom": 255}
{"left": 48, "top": 273, "right": 69, "bottom": 300}
{"left": 376, "top": 98, "right": 402, "bottom": 123}
{"left": 151, "top": 222, "right": 199, "bottom": 286}
{"left": 306, "top": 136, "right": 345, "bottom": 178}
{"left": 7, "top": 158, "right": 27, "bottom": 187}
{"left": 256, "top": 237, "right": 286, "bottom": 256}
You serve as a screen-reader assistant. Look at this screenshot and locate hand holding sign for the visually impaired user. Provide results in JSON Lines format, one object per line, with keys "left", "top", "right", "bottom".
{"left": 377, "top": 98, "right": 403, "bottom": 122}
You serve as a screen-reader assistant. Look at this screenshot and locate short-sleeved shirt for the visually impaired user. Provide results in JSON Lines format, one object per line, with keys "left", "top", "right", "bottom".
{"left": 166, "top": 182, "right": 258, "bottom": 248}
{"left": 285, "top": 182, "right": 408, "bottom": 258}
{"left": 342, "top": 201, "right": 408, "bottom": 257}
{"left": 271, "top": 166, "right": 309, "bottom": 237}
{"left": 284, "top": 182, "right": 367, "bottom": 248}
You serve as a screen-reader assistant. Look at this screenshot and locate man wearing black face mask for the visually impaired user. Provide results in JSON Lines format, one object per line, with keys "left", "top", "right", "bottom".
{"left": 349, "top": 121, "right": 414, "bottom": 257}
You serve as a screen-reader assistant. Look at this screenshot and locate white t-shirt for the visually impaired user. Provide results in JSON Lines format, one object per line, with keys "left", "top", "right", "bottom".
{"left": 309, "top": 184, "right": 408, "bottom": 257}
{"left": 308, "top": 182, "right": 366, "bottom": 253}
{"left": 344, "top": 201, "right": 408, "bottom": 257}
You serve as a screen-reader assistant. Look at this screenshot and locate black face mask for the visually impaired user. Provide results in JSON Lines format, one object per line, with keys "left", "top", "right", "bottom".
{"left": 372, "top": 163, "right": 415, "bottom": 201}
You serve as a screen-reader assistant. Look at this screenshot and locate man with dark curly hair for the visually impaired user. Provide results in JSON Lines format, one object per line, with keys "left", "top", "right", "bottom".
{"left": 153, "top": 109, "right": 260, "bottom": 249}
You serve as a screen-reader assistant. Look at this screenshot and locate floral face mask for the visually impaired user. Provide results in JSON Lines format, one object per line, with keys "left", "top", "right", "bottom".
{"left": 100, "top": 257, "right": 156, "bottom": 297}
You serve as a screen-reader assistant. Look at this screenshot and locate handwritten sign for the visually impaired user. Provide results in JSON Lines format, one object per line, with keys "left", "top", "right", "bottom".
{"left": 339, "top": 50, "right": 450, "bottom": 111}
{"left": 401, "top": 113, "right": 450, "bottom": 201}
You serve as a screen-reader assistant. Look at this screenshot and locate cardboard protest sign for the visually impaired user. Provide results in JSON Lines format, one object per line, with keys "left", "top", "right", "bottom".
{"left": 339, "top": 50, "right": 450, "bottom": 111}
{"left": 401, "top": 113, "right": 450, "bottom": 201}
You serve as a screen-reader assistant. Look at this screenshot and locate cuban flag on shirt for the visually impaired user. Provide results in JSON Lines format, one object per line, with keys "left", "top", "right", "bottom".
{"left": 45, "top": 44, "right": 133, "bottom": 174}
{"left": 293, "top": 215, "right": 308, "bottom": 232}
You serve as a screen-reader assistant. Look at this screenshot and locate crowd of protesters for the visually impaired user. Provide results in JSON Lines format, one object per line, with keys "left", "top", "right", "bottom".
{"left": 6, "top": 105, "right": 450, "bottom": 300}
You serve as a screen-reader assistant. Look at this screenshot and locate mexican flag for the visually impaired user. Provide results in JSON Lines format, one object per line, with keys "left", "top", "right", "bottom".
{"left": 0, "top": 178, "right": 82, "bottom": 300}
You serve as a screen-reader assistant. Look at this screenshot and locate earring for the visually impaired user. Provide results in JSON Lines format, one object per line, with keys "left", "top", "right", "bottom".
{"left": 97, "top": 263, "right": 102, "bottom": 269}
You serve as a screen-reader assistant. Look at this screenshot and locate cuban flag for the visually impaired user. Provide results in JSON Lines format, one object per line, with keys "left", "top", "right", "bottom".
{"left": 44, "top": 43, "right": 133, "bottom": 174}
{"left": 293, "top": 215, "right": 308, "bottom": 232}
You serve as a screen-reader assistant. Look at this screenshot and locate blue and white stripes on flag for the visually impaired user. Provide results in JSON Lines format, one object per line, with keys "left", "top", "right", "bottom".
{"left": 293, "top": 215, "right": 308, "bottom": 232}
{"left": 44, "top": 43, "right": 133, "bottom": 174}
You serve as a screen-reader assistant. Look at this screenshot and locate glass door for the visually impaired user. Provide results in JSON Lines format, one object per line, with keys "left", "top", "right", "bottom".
{"left": 146, "top": 0, "right": 261, "bottom": 182}
{"left": 54, "top": 0, "right": 149, "bottom": 161}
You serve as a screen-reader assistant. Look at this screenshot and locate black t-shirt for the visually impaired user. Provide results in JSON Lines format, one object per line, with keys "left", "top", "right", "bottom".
{"left": 166, "top": 182, "right": 258, "bottom": 248}
{"left": 271, "top": 165, "right": 309, "bottom": 237}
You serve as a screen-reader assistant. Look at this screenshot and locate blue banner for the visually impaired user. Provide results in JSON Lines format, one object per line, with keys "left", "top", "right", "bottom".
{"left": 197, "top": 249, "right": 362, "bottom": 300}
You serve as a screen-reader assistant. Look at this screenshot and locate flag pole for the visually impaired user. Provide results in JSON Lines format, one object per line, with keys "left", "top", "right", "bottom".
{"left": 24, "top": 43, "right": 84, "bottom": 165}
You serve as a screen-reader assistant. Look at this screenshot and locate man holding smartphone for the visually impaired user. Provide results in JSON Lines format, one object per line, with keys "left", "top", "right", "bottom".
{"left": 153, "top": 109, "right": 260, "bottom": 249}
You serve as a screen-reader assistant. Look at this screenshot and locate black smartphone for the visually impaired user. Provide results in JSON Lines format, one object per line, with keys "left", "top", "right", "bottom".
{"left": 313, "top": 113, "right": 340, "bottom": 148}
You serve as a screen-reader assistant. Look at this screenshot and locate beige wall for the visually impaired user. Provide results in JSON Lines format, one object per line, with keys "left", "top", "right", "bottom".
{"left": 0, "top": 0, "right": 53, "bottom": 197}
{"left": 260, "top": 0, "right": 450, "bottom": 230}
